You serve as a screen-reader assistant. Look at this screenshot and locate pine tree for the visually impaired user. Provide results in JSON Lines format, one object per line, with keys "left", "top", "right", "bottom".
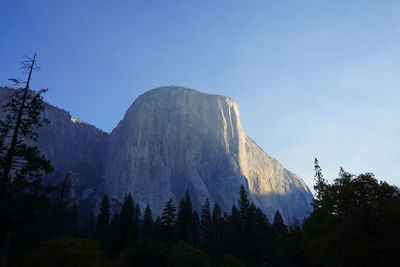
{"left": 211, "top": 203, "right": 223, "bottom": 261}
{"left": 238, "top": 185, "right": 250, "bottom": 226}
{"left": 227, "top": 204, "right": 241, "bottom": 255}
{"left": 303, "top": 172, "right": 400, "bottom": 265}
{"left": 143, "top": 205, "right": 153, "bottom": 237}
{"left": 211, "top": 203, "right": 223, "bottom": 239}
{"left": 200, "top": 198, "right": 212, "bottom": 250}
{"left": 119, "top": 193, "right": 135, "bottom": 249}
{"left": 0, "top": 54, "right": 53, "bottom": 261}
{"left": 161, "top": 198, "right": 177, "bottom": 244}
{"left": 97, "top": 195, "right": 111, "bottom": 232}
{"left": 237, "top": 186, "right": 263, "bottom": 264}
{"left": 272, "top": 210, "right": 286, "bottom": 236}
{"left": 313, "top": 158, "right": 327, "bottom": 205}
{"left": 96, "top": 195, "right": 110, "bottom": 251}
{"left": 192, "top": 211, "right": 200, "bottom": 247}
{"left": 0, "top": 54, "right": 52, "bottom": 181}
{"left": 176, "top": 190, "right": 193, "bottom": 243}
{"left": 152, "top": 216, "right": 162, "bottom": 241}
{"left": 108, "top": 212, "right": 120, "bottom": 256}
{"left": 133, "top": 203, "right": 141, "bottom": 240}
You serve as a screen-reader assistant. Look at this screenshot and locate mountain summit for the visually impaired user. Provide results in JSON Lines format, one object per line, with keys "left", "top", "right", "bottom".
{"left": 0, "top": 86, "right": 313, "bottom": 221}
{"left": 104, "top": 86, "right": 312, "bottom": 220}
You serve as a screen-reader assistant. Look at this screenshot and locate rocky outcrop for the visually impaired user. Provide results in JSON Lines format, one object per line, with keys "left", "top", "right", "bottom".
{"left": 103, "top": 87, "right": 312, "bottom": 221}
{"left": 0, "top": 86, "right": 312, "bottom": 221}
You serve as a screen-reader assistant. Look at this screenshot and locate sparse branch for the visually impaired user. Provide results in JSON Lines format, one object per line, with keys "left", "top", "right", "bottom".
{"left": 2, "top": 53, "right": 37, "bottom": 178}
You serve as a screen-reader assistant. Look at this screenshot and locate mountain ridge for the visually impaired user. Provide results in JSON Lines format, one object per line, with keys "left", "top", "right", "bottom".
{"left": 0, "top": 86, "right": 313, "bottom": 222}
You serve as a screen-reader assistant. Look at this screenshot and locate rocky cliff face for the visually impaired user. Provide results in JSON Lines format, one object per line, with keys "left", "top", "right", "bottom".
{"left": 0, "top": 87, "right": 108, "bottom": 213}
{"left": 0, "top": 86, "right": 312, "bottom": 221}
{"left": 104, "top": 87, "right": 312, "bottom": 221}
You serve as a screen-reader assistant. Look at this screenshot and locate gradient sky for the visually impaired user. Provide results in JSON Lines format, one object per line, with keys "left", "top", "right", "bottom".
{"left": 1, "top": 0, "right": 399, "bottom": 190}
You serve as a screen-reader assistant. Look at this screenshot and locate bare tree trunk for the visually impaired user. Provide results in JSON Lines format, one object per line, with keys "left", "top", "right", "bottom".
{"left": 2, "top": 53, "right": 36, "bottom": 178}
{"left": 1, "top": 54, "right": 36, "bottom": 267}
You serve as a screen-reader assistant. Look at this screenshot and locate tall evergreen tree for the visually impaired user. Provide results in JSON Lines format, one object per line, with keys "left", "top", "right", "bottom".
{"left": 133, "top": 203, "right": 141, "bottom": 241}
{"left": 192, "top": 210, "right": 200, "bottom": 247}
{"left": 161, "top": 198, "right": 176, "bottom": 244}
{"left": 152, "top": 216, "right": 163, "bottom": 241}
{"left": 313, "top": 158, "right": 327, "bottom": 206}
{"left": 226, "top": 204, "right": 241, "bottom": 255}
{"left": 108, "top": 212, "right": 120, "bottom": 256}
{"left": 96, "top": 195, "right": 110, "bottom": 251}
{"left": 238, "top": 185, "right": 250, "bottom": 228}
{"left": 237, "top": 185, "right": 265, "bottom": 265}
{"left": 0, "top": 54, "right": 53, "bottom": 261}
{"left": 273, "top": 210, "right": 285, "bottom": 231}
{"left": 118, "top": 194, "right": 135, "bottom": 249}
{"left": 200, "top": 198, "right": 212, "bottom": 250}
{"left": 210, "top": 203, "right": 224, "bottom": 262}
{"left": 304, "top": 172, "right": 400, "bottom": 266}
{"left": 211, "top": 203, "right": 223, "bottom": 242}
{"left": 0, "top": 54, "right": 52, "bottom": 181}
{"left": 142, "top": 205, "right": 153, "bottom": 237}
{"left": 176, "top": 190, "right": 193, "bottom": 243}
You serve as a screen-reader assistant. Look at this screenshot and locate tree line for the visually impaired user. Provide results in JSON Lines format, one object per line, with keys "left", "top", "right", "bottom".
{"left": 84, "top": 186, "right": 288, "bottom": 266}
{"left": 1, "top": 55, "right": 400, "bottom": 266}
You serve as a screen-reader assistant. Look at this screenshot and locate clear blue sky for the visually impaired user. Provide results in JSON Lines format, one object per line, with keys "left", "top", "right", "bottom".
{"left": 1, "top": 0, "right": 399, "bottom": 190}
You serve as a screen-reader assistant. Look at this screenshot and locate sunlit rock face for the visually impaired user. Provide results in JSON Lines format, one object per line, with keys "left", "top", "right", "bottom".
{"left": 103, "top": 86, "right": 313, "bottom": 221}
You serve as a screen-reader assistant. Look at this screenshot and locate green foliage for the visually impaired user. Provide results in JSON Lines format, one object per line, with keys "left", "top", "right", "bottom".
{"left": 304, "top": 171, "right": 400, "bottom": 266}
{"left": 143, "top": 205, "right": 153, "bottom": 237}
{"left": 0, "top": 55, "right": 58, "bottom": 262}
{"left": 96, "top": 195, "right": 110, "bottom": 252}
{"left": 177, "top": 191, "right": 194, "bottom": 244}
{"left": 277, "top": 224, "right": 307, "bottom": 267}
{"left": 0, "top": 88, "right": 52, "bottom": 181}
{"left": 210, "top": 203, "right": 224, "bottom": 261}
{"left": 0, "top": 86, "right": 53, "bottom": 214}
{"left": 238, "top": 185, "right": 250, "bottom": 218}
{"left": 169, "top": 241, "right": 209, "bottom": 267}
{"left": 116, "top": 194, "right": 140, "bottom": 251}
{"left": 116, "top": 238, "right": 170, "bottom": 267}
{"left": 272, "top": 210, "right": 286, "bottom": 234}
{"left": 108, "top": 212, "right": 120, "bottom": 256}
{"left": 192, "top": 211, "right": 200, "bottom": 247}
{"left": 235, "top": 186, "right": 268, "bottom": 265}
{"left": 161, "top": 198, "right": 177, "bottom": 244}
{"left": 11, "top": 238, "right": 108, "bottom": 267}
{"left": 313, "top": 158, "right": 327, "bottom": 208}
{"left": 97, "top": 195, "right": 110, "bottom": 231}
{"left": 200, "top": 198, "right": 212, "bottom": 250}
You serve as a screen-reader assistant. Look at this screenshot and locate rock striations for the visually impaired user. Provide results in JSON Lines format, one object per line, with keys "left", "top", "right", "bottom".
{"left": 0, "top": 86, "right": 313, "bottom": 221}
{"left": 104, "top": 87, "right": 312, "bottom": 221}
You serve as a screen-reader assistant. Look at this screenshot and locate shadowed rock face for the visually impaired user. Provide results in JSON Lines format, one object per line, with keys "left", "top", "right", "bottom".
{"left": 0, "top": 86, "right": 313, "bottom": 221}
{"left": 103, "top": 87, "right": 313, "bottom": 221}
{"left": 0, "top": 87, "right": 108, "bottom": 215}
